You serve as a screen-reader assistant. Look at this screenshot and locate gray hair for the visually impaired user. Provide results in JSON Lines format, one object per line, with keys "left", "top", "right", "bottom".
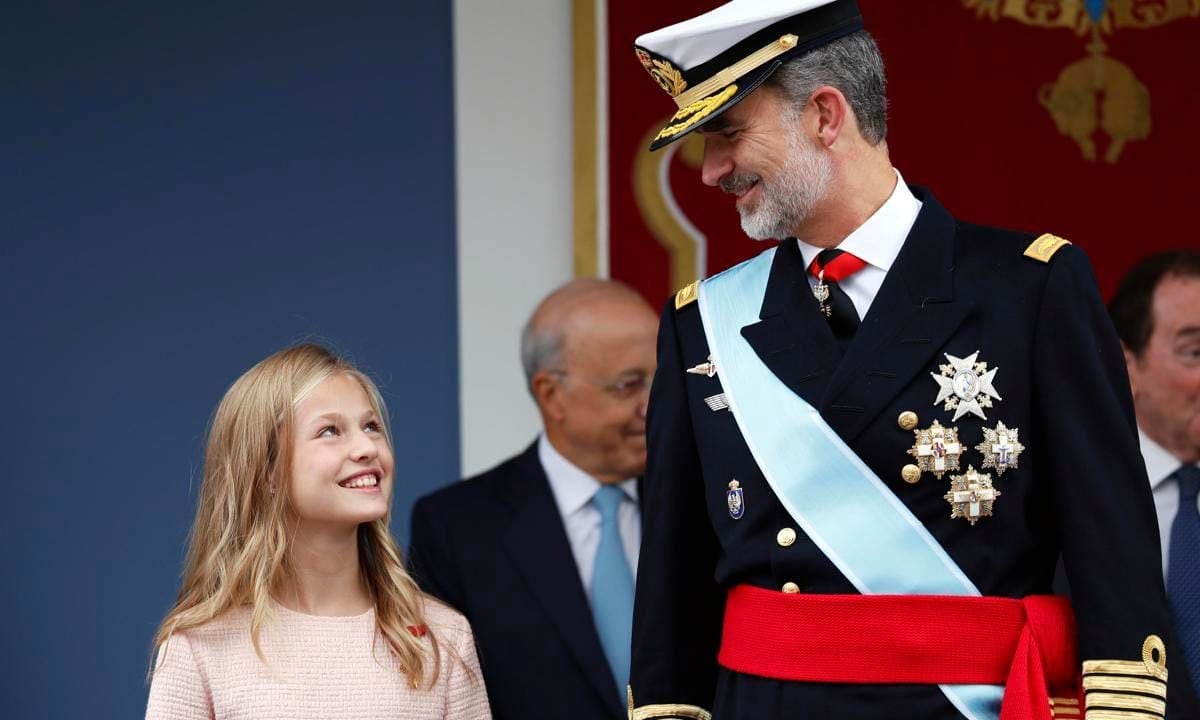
{"left": 520, "top": 317, "right": 564, "bottom": 391}
{"left": 766, "top": 30, "right": 888, "bottom": 145}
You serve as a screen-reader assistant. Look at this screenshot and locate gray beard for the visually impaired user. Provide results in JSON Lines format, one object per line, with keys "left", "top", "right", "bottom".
{"left": 737, "top": 129, "right": 833, "bottom": 241}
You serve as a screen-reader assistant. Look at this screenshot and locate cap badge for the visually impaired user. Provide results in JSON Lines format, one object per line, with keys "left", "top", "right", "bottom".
{"left": 635, "top": 48, "right": 687, "bottom": 97}
{"left": 931, "top": 351, "right": 1002, "bottom": 421}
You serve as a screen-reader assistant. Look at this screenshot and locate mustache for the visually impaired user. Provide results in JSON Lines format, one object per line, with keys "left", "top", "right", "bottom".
{"left": 719, "top": 173, "right": 761, "bottom": 195}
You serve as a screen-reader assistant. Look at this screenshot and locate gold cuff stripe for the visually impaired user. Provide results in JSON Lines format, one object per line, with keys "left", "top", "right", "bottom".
{"left": 1051, "top": 697, "right": 1081, "bottom": 717}
{"left": 1023, "top": 233, "right": 1071, "bottom": 263}
{"left": 1081, "top": 675, "right": 1166, "bottom": 697}
{"left": 672, "top": 34, "right": 798, "bottom": 109}
{"left": 1083, "top": 659, "right": 1164, "bottom": 675}
{"left": 675, "top": 280, "right": 699, "bottom": 309}
{"left": 1084, "top": 711, "right": 1163, "bottom": 720}
{"left": 631, "top": 704, "right": 713, "bottom": 720}
{"left": 1086, "top": 692, "right": 1165, "bottom": 715}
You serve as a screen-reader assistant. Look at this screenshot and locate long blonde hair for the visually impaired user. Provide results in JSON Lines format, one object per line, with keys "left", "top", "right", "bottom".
{"left": 153, "top": 343, "right": 438, "bottom": 687}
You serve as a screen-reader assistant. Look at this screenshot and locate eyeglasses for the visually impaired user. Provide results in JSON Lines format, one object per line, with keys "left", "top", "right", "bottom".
{"left": 547, "top": 370, "right": 652, "bottom": 400}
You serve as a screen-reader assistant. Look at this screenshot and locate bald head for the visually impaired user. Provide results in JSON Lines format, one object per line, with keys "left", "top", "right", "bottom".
{"left": 520, "top": 278, "right": 656, "bottom": 389}
{"left": 521, "top": 278, "right": 660, "bottom": 484}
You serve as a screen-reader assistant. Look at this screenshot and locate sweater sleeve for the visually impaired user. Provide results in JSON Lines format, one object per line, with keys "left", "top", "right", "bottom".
{"left": 145, "top": 633, "right": 214, "bottom": 720}
{"left": 442, "top": 614, "right": 492, "bottom": 720}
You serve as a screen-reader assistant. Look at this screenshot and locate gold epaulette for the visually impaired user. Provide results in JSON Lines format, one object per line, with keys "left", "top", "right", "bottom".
{"left": 674, "top": 280, "right": 699, "bottom": 310}
{"left": 1023, "top": 233, "right": 1071, "bottom": 263}
{"left": 628, "top": 686, "right": 712, "bottom": 720}
{"left": 1081, "top": 635, "right": 1168, "bottom": 719}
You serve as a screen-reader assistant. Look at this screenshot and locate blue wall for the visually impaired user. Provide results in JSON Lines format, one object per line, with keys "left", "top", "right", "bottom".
{"left": 0, "top": 3, "right": 458, "bottom": 716}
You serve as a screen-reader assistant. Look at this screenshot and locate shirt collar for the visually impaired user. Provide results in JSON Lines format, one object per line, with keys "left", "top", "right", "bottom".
{"left": 1138, "top": 426, "right": 1190, "bottom": 489}
{"left": 796, "top": 168, "right": 922, "bottom": 272}
{"left": 538, "top": 434, "right": 638, "bottom": 518}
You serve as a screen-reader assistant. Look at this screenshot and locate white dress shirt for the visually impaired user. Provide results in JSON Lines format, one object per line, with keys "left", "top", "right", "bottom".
{"left": 538, "top": 434, "right": 641, "bottom": 595}
{"left": 1139, "top": 426, "right": 1200, "bottom": 580}
{"left": 796, "top": 169, "right": 923, "bottom": 320}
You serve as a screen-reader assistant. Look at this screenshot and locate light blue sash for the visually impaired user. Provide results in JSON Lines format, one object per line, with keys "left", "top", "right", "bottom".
{"left": 697, "top": 247, "right": 1003, "bottom": 720}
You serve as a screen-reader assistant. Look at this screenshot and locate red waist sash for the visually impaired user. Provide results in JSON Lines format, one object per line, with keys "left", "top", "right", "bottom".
{"left": 718, "top": 585, "right": 1081, "bottom": 720}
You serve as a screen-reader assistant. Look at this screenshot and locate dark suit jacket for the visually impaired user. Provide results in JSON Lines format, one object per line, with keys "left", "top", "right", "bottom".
{"left": 631, "top": 188, "right": 1198, "bottom": 719}
{"left": 409, "top": 442, "right": 625, "bottom": 720}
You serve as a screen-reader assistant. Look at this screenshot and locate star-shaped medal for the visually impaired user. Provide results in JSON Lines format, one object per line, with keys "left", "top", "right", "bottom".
{"left": 907, "top": 420, "right": 963, "bottom": 479}
{"left": 944, "top": 465, "right": 1001, "bottom": 526}
{"left": 975, "top": 422, "right": 1024, "bottom": 476}
{"left": 930, "top": 351, "right": 1002, "bottom": 421}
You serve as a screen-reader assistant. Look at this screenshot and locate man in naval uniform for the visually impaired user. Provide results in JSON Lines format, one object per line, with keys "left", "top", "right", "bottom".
{"left": 627, "top": 2, "right": 1194, "bottom": 719}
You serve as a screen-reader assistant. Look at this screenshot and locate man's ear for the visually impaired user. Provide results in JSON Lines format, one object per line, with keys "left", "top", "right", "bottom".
{"left": 1121, "top": 341, "right": 1140, "bottom": 397}
{"left": 807, "top": 85, "right": 850, "bottom": 147}
{"left": 531, "top": 371, "right": 566, "bottom": 422}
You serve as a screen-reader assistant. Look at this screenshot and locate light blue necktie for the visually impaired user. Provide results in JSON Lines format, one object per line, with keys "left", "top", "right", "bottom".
{"left": 590, "top": 484, "right": 634, "bottom": 702}
{"left": 1168, "top": 464, "right": 1200, "bottom": 698}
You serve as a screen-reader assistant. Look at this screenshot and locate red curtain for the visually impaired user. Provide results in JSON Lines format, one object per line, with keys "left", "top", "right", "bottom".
{"left": 604, "top": 0, "right": 1200, "bottom": 304}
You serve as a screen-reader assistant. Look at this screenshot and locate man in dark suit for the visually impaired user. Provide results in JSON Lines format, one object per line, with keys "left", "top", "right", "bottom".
{"left": 1110, "top": 251, "right": 1200, "bottom": 702}
{"left": 626, "top": 1, "right": 1195, "bottom": 719}
{"left": 409, "top": 278, "right": 658, "bottom": 720}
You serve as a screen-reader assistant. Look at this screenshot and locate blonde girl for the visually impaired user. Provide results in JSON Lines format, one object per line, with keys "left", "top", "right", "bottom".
{"left": 146, "top": 343, "right": 490, "bottom": 719}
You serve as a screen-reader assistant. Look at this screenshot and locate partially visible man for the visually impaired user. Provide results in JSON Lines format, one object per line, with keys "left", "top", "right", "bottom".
{"left": 626, "top": 1, "right": 1192, "bottom": 719}
{"left": 1110, "top": 250, "right": 1200, "bottom": 700}
{"left": 408, "top": 279, "right": 658, "bottom": 720}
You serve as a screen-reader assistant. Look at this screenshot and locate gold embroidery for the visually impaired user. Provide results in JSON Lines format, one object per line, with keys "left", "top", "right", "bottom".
{"left": 675, "top": 280, "right": 699, "bottom": 310}
{"left": 655, "top": 85, "right": 739, "bottom": 142}
{"left": 636, "top": 48, "right": 688, "bottom": 97}
{"left": 1082, "top": 636, "right": 1169, "bottom": 719}
{"left": 964, "top": 2, "right": 1198, "bottom": 163}
{"left": 1081, "top": 674, "right": 1166, "bottom": 696}
{"left": 631, "top": 704, "right": 713, "bottom": 720}
{"left": 1023, "top": 233, "right": 1071, "bottom": 263}
{"left": 672, "top": 34, "right": 797, "bottom": 109}
{"left": 1085, "top": 692, "right": 1165, "bottom": 715}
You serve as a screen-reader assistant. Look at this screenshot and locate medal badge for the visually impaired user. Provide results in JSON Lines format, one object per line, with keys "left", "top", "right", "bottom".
{"left": 944, "top": 466, "right": 1001, "bottom": 525}
{"left": 726, "top": 479, "right": 745, "bottom": 519}
{"left": 931, "top": 351, "right": 1002, "bottom": 421}
{"left": 975, "top": 422, "right": 1025, "bottom": 475}
{"left": 907, "top": 420, "right": 963, "bottom": 479}
{"left": 813, "top": 270, "right": 832, "bottom": 317}
{"left": 686, "top": 356, "right": 717, "bottom": 378}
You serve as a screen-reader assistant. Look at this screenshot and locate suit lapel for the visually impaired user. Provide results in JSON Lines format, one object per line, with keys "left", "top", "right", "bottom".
{"left": 498, "top": 445, "right": 623, "bottom": 718}
{"left": 739, "top": 239, "right": 842, "bottom": 407}
{"left": 821, "top": 190, "right": 974, "bottom": 443}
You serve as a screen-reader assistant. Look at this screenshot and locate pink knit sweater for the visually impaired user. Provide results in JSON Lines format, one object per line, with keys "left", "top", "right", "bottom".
{"left": 145, "top": 597, "right": 491, "bottom": 719}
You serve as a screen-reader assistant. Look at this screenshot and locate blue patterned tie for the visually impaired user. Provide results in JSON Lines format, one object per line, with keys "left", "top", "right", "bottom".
{"left": 590, "top": 485, "right": 634, "bottom": 701}
{"left": 1168, "top": 465, "right": 1200, "bottom": 697}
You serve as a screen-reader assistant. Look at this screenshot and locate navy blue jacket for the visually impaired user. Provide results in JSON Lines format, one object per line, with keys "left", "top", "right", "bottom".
{"left": 630, "top": 189, "right": 1196, "bottom": 719}
{"left": 409, "top": 443, "right": 625, "bottom": 720}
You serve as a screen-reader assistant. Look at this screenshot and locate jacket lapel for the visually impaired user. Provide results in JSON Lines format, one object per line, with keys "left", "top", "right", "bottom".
{"left": 820, "top": 190, "right": 974, "bottom": 443}
{"left": 498, "top": 445, "right": 624, "bottom": 718}
{"left": 739, "top": 239, "right": 842, "bottom": 408}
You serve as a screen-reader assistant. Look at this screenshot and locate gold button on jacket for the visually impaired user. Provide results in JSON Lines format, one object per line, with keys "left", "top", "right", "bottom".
{"left": 781, "top": 582, "right": 800, "bottom": 594}
{"left": 776, "top": 528, "right": 797, "bottom": 547}
{"left": 898, "top": 410, "right": 919, "bottom": 430}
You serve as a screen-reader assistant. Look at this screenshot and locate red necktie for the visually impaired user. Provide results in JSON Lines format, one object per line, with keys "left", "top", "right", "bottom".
{"left": 808, "top": 249, "right": 867, "bottom": 340}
